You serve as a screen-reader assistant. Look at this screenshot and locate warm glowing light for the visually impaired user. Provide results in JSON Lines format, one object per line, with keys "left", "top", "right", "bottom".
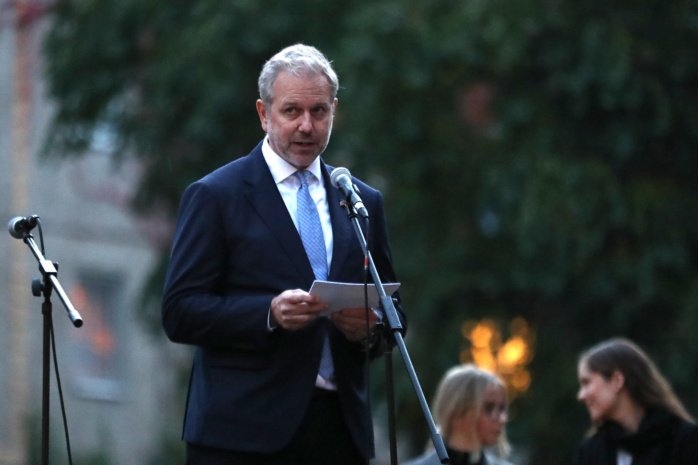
{"left": 69, "top": 284, "right": 118, "bottom": 358}
{"left": 461, "top": 317, "right": 534, "bottom": 400}
{"left": 470, "top": 320, "right": 495, "bottom": 348}
{"left": 512, "top": 370, "right": 531, "bottom": 391}
{"left": 472, "top": 347, "right": 495, "bottom": 372}
{"left": 498, "top": 336, "right": 526, "bottom": 368}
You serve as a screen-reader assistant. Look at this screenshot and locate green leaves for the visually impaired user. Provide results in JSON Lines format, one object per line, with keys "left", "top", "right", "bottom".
{"left": 42, "top": 0, "right": 698, "bottom": 462}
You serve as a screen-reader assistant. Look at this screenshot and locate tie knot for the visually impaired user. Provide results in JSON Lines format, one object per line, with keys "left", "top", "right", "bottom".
{"left": 293, "top": 170, "right": 312, "bottom": 187}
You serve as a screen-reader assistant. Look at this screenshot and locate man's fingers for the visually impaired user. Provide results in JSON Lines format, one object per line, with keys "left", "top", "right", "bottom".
{"left": 271, "top": 289, "right": 329, "bottom": 330}
{"left": 330, "top": 308, "right": 378, "bottom": 341}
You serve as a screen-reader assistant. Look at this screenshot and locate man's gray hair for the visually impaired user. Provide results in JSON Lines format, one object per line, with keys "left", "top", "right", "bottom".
{"left": 258, "top": 44, "right": 339, "bottom": 105}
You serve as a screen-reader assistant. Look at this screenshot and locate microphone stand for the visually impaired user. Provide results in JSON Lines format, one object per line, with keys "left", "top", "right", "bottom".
{"left": 339, "top": 202, "right": 449, "bottom": 465}
{"left": 17, "top": 228, "right": 83, "bottom": 465}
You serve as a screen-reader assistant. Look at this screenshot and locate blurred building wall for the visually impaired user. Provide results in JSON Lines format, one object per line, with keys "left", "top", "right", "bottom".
{"left": 1, "top": 7, "right": 184, "bottom": 465}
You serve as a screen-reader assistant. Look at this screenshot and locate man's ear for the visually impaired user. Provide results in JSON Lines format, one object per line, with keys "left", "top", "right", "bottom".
{"left": 256, "top": 99, "right": 268, "bottom": 132}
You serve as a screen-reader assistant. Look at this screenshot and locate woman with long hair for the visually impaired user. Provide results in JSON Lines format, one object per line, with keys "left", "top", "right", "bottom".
{"left": 575, "top": 337, "right": 698, "bottom": 465}
{"left": 402, "top": 364, "right": 514, "bottom": 465}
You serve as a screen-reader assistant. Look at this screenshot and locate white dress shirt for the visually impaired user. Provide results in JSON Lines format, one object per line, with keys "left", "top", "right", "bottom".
{"left": 262, "top": 137, "right": 337, "bottom": 390}
{"left": 261, "top": 138, "right": 333, "bottom": 267}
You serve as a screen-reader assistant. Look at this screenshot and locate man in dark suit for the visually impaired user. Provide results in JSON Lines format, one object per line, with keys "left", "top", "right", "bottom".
{"left": 162, "top": 44, "right": 405, "bottom": 465}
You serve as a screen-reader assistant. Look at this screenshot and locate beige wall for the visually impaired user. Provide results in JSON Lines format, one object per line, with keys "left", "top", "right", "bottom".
{"left": 0, "top": 9, "right": 185, "bottom": 465}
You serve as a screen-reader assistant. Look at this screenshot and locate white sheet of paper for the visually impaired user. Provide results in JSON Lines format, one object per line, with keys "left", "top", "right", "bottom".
{"left": 309, "top": 280, "right": 401, "bottom": 316}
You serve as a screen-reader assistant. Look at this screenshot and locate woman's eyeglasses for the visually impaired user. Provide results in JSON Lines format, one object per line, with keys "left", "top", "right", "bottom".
{"left": 482, "top": 401, "right": 508, "bottom": 420}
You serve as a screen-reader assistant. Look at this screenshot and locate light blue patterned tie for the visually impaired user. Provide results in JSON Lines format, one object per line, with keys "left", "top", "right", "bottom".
{"left": 294, "top": 171, "right": 328, "bottom": 281}
{"left": 293, "top": 170, "right": 333, "bottom": 380}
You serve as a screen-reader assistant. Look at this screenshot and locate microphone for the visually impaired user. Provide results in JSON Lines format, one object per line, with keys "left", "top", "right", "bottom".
{"left": 8, "top": 215, "right": 39, "bottom": 239}
{"left": 330, "top": 167, "right": 369, "bottom": 219}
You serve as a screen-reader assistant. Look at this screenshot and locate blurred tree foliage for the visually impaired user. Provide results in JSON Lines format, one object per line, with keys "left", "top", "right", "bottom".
{"left": 42, "top": 0, "right": 698, "bottom": 463}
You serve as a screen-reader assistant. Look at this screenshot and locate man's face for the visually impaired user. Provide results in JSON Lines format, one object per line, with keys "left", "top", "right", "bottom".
{"left": 256, "top": 71, "right": 337, "bottom": 170}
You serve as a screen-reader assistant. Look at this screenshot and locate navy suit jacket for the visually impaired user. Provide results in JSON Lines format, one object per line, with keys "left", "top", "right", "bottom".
{"left": 162, "top": 141, "right": 405, "bottom": 457}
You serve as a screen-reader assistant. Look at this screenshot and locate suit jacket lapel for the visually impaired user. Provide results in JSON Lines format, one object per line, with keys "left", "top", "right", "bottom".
{"left": 323, "top": 161, "right": 362, "bottom": 281}
{"left": 243, "top": 145, "right": 316, "bottom": 287}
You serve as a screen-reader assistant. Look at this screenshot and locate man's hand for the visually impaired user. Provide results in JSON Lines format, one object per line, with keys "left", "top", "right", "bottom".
{"left": 330, "top": 307, "right": 379, "bottom": 342}
{"left": 270, "top": 289, "right": 329, "bottom": 331}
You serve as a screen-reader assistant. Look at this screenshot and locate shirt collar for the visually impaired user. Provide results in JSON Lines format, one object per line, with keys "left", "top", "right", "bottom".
{"left": 262, "top": 136, "right": 323, "bottom": 185}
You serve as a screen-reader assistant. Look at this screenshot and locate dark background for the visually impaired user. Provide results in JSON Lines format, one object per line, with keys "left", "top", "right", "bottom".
{"left": 41, "top": 0, "right": 698, "bottom": 463}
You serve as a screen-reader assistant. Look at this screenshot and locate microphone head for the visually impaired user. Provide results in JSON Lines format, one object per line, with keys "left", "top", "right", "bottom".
{"left": 8, "top": 217, "right": 25, "bottom": 239}
{"left": 8, "top": 215, "right": 38, "bottom": 239}
{"left": 330, "top": 167, "right": 351, "bottom": 188}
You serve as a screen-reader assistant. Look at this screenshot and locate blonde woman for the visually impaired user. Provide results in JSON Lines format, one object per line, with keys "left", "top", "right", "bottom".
{"left": 576, "top": 338, "right": 698, "bottom": 465}
{"left": 402, "top": 364, "right": 514, "bottom": 465}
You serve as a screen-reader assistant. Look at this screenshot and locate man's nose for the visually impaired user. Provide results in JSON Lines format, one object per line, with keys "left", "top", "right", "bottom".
{"left": 298, "top": 112, "right": 313, "bottom": 132}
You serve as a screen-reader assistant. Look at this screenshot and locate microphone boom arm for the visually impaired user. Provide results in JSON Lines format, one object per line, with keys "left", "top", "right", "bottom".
{"left": 23, "top": 234, "right": 83, "bottom": 328}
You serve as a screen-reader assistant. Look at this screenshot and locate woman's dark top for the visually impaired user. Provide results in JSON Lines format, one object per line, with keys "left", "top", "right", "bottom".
{"left": 401, "top": 446, "right": 513, "bottom": 465}
{"left": 446, "top": 446, "right": 486, "bottom": 465}
{"left": 575, "top": 409, "right": 698, "bottom": 465}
